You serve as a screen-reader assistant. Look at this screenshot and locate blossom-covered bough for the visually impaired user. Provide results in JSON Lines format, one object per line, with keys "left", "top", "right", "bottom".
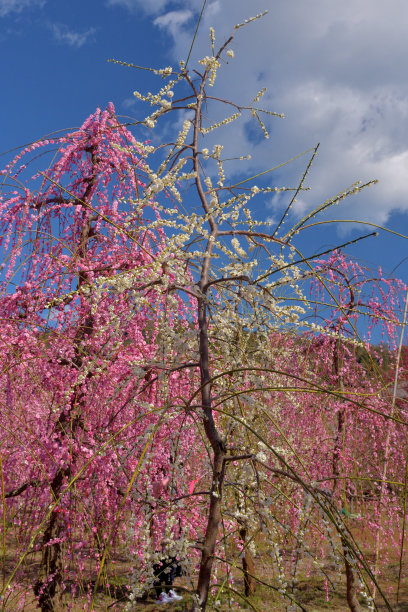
{"left": 0, "top": 105, "right": 202, "bottom": 610}
{"left": 1, "top": 8, "right": 407, "bottom": 612}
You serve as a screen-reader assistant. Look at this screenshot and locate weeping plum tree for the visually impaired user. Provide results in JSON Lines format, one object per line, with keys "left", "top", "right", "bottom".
{"left": 286, "top": 253, "right": 407, "bottom": 611}
{"left": 0, "top": 106, "right": 202, "bottom": 610}
{"left": 1, "top": 9, "right": 407, "bottom": 612}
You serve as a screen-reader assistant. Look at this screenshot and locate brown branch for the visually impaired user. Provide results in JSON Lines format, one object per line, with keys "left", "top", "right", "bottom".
{"left": 223, "top": 453, "right": 253, "bottom": 463}
{"left": 217, "top": 229, "right": 287, "bottom": 246}
{"left": 203, "top": 275, "right": 250, "bottom": 291}
{"left": 5, "top": 480, "right": 42, "bottom": 498}
{"left": 171, "top": 490, "right": 211, "bottom": 503}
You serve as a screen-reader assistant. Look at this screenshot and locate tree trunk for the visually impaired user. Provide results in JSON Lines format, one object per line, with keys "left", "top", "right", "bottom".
{"left": 196, "top": 450, "right": 226, "bottom": 609}
{"left": 33, "top": 468, "right": 69, "bottom": 610}
{"left": 343, "top": 542, "right": 361, "bottom": 612}
{"left": 239, "top": 527, "right": 257, "bottom": 597}
{"left": 195, "top": 296, "right": 226, "bottom": 610}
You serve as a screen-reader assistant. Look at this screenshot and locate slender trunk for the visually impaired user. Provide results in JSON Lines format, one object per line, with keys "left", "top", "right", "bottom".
{"left": 34, "top": 382, "right": 88, "bottom": 609}
{"left": 343, "top": 542, "right": 361, "bottom": 612}
{"left": 239, "top": 527, "right": 257, "bottom": 597}
{"left": 196, "top": 450, "right": 226, "bottom": 609}
{"left": 195, "top": 297, "right": 226, "bottom": 610}
{"left": 33, "top": 468, "right": 70, "bottom": 610}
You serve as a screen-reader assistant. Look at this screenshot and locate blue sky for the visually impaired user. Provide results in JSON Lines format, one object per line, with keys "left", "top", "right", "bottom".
{"left": 2, "top": 0, "right": 408, "bottom": 286}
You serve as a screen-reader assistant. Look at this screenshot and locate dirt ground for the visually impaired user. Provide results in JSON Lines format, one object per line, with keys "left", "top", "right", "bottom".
{"left": 2, "top": 529, "right": 408, "bottom": 611}
{"left": 3, "top": 549, "right": 408, "bottom": 611}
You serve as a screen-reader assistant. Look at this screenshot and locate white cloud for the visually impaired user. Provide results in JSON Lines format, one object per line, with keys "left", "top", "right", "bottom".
{"left": 106, "top": 0, "right": 208, "bottom": 17}
{"left": 106, "top": 0, "right": 169, "bottom": 16}
{"left": 0, "top": 0, "right": 44, "bottom": 17}
{"left": 153, "top": 9, "right": 193, "bottom": 35}
{"left": 134, "top": 0, "right": 408, "bottom": 229}
{"left": 122, "top": 97, "right": 137, "bottom": 110}
{"left": 50, "top": 23, "right": 96, "bottom": 48}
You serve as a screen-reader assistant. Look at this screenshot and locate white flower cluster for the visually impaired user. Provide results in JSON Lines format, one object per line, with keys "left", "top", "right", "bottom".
{"left": 133, "top": 74, "right": 182, "bottom": 130}
{"left": 154, "top": 66, "right": 173, "bottom": 78}
{"left": 217, "top": 160, "right": 225, "bottom": 187}
{"left": 204, "top": 176, "right": 212, "bottom": 189}
{"left": 176, "top": 119, "right": 191, "bottom": 148}
{"left": 251, "top": 108, "right": 269, "bottom": 139}
{"left": 212, "top": 144, "right": 223, "bottom": 159}
{"left": 209, "top": 26, "right": 215, "bottom": 52}
{"left": 200, "top": 112, "right": 241, "bottom": 135}
{"left": 159, "top": 98, "right": 172, "bottom": 109}
{"left": 255, "top": 450, "right": 267, "bottom": 463}
{"left": 252, "top": 87, "right": 267, "bottom": 104}
{"left": 234, "top": 10, "right": 269, "bottom": 30}
{"left": 198, "top": 55, "right": 221, "bottom": 86}
{"left": 231, "top": 237, "right": 247, "bottom": 258}
{"left": 133, "top": 76, "right": 178, "bottom": 108}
